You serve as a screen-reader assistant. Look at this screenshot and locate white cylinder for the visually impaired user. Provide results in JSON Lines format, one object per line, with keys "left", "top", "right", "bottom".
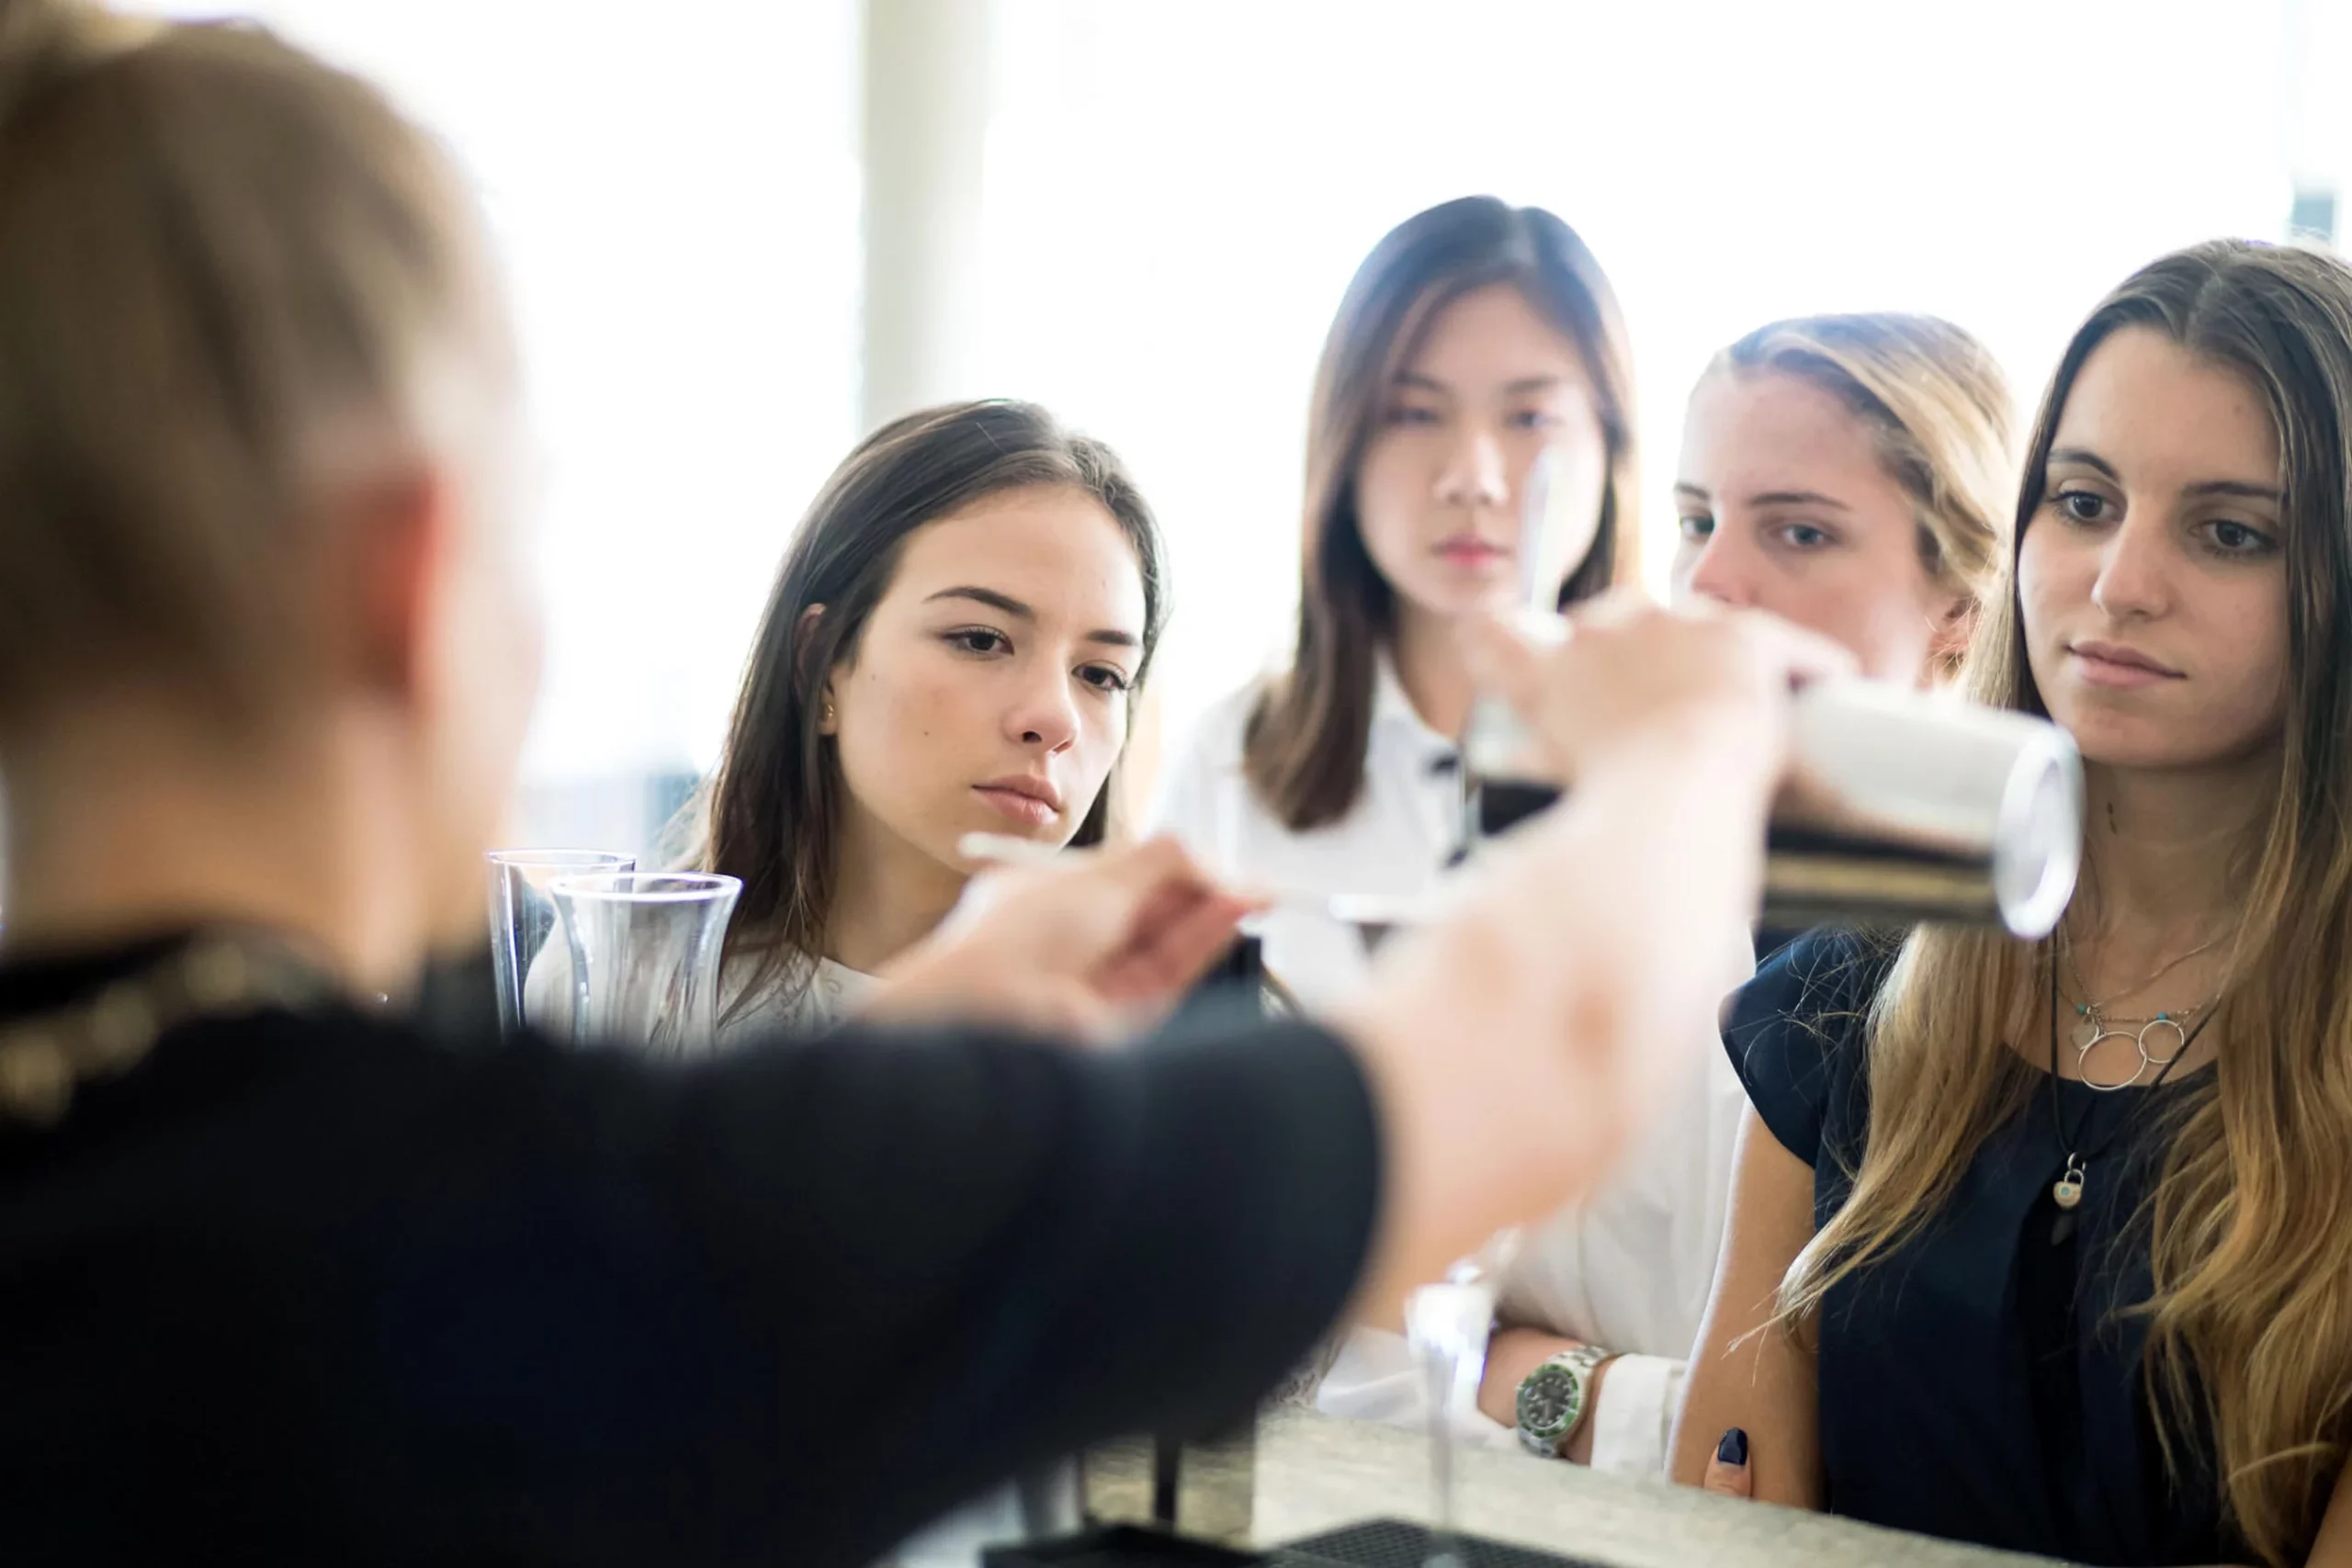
{"left": 1463, "top": 671, "right": 2085, "bottom": 938}
{"left": 1781, "top": 678, "right": 2084, "bottom": 939}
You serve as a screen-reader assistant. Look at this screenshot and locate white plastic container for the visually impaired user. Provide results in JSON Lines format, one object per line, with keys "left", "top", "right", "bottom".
{"left": 1462, "top": 671, "right": 2084, "bottom": 939}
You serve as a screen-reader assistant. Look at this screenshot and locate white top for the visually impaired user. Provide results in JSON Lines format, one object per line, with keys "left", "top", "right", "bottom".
{"left": 1149, "top": 660, "right": 1466, "bottom": 1013}
{"left": 518, "top": 939, "right": 879, "bottom": 1049}
{"left": 712, "top": 953, "right": 881, "bottom": 1045}
{"left": 1150, "top": 663, "right": 1753, "bottom": 1479}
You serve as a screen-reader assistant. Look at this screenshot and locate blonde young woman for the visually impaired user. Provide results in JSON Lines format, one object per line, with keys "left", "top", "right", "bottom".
{"left": 1672, "top": 311, "right": 2016, "bottom": 962}
{"left": 1457, "top": 313, "right": 2018, "bottom": 1473}
{"left": 1675, "top": 242, "right": 2352, "bottom": 1568}
{"left": 0, "top": 2, "right": 1839, "bottom": 1560}
{"left": 1674, "top": 314, "right": 2012, "bottom": 690}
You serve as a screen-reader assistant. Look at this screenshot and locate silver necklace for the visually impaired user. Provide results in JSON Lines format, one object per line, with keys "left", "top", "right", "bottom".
{"left": 2060, "top": 922, "right": 2223, "bottom": 1005}
{"left": 2043, "top": 958, "right": 2209, "bottom": 1237}
{"left": 2066, "top": 994, "right": 2213, "bottom": 1092}
{"left": 2059, "top": 931, "right": 2223, "bottom": 1092}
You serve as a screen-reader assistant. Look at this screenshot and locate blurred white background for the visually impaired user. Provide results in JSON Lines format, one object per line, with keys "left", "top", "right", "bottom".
{"left": 140, "top": 0, "right": 2352, "bottom": 852}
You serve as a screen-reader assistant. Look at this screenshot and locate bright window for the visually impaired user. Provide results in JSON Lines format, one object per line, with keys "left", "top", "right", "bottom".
{"left": 126, "top": 0, "right": 2346, "bottom": 853}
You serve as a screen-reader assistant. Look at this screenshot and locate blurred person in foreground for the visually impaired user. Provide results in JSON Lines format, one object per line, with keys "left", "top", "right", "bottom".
{"left": 0, "top": 2, "right": 1842, "bottom": 1562}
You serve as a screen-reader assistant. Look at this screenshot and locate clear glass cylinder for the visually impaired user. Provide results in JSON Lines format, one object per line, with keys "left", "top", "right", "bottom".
{"left": 484, "top": 849, "right": 636, "bottom": 1038}
{"left": 549, "top": 872, "right": 742, "bottom": 1055}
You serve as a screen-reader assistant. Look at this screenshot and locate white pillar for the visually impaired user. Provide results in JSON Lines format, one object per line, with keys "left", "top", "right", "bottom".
{"left": 859, "top": 0, "right": 993, "bottom": 434}
{"left": 2279, "top": 0, "right": 2349, "bottom": 243}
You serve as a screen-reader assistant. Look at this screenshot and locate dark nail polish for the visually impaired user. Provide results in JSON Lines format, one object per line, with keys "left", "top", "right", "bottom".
{"left": 1716, "top": 1427, "right": 1749, "bottom": 1466}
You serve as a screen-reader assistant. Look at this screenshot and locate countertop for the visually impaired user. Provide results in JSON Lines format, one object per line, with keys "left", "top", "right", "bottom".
{"left": 1079, "top": 1408, "right": 2066, "bottom": 1568}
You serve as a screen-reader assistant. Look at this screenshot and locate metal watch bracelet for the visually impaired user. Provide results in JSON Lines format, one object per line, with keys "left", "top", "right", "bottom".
{"left": 1514, "top": 1343, "right": 1612, "bottom": 1459}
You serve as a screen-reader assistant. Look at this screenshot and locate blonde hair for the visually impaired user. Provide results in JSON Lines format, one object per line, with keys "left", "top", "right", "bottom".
{"left": 1713, "top": 312, "right": 2017, "bottom": 671}
{"left": 0, "top": 0, "right": 503, "bottom": 737}
{"left": 1779, "top": 245, "right": 2352, "bottom": 1566}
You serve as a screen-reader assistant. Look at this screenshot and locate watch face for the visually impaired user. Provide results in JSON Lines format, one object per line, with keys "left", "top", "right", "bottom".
{"left": 1516, "top": 1359, "right": 1586, "bottom": 1440}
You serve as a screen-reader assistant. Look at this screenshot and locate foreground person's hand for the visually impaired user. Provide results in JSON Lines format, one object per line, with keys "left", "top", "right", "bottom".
{"left": 861, "top": 836, "right": 1257, "bottom": 1041}
{"left": 1342, "top": 599, "right": 1854, "bottom": 1316}
{"left": 1460, "top": 587, "right": 1857, "bottom": 789}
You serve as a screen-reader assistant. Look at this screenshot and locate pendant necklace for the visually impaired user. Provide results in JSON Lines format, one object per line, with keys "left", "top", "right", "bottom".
{"left": 2043, "top": 954, "right": 2210, "bottom": 1244}
{"left": 2065, "top": 994, "right": 2210, "bottom": 1091}
{"left": 2058, "top": 929, "right": 2221, "bottom": 1092}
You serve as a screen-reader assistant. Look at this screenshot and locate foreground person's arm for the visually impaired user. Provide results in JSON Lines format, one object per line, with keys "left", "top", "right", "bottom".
{"left": 1338, "top": 731, "right": 1783, "bottom": 1325}
{"left": 369, "top": 604, "right": 1840, "bottom": 1565}
{"left": 1340, "top": 600, "right": 1843, "bottom": 1323}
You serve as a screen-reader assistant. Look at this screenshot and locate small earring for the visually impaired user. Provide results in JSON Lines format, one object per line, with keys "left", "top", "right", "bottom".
{"left": 820, "top": 700, "right": 835, "bottom": 726}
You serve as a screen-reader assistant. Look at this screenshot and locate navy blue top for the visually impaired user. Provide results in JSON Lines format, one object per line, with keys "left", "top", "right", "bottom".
{"left": 1724, "top": 931, "right": 2229, "bottom": 1566}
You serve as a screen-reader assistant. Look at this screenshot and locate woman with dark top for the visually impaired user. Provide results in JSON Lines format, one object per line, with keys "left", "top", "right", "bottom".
{"left": 0, "top": 3, "right": 1837, "bottom": 1562}
{"left": 1673, "top": 241, "right": 2352, "bottom": 1568}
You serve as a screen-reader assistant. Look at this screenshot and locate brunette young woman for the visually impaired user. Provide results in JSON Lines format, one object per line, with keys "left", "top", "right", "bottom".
{"left": 531, "top": 399, "right": 1165, "bottom": 1048}
{"left": 1675, "top": 241, "right": 2352, "bottom": 1568}
{"left": 1155, "top": 195, "right": 1636, "bottom": 936}
{"left": 697, "top": 400, "right": 1158, "bottom": 1565}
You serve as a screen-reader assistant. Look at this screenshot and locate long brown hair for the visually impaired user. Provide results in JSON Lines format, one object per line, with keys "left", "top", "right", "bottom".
{"left": 1243, "top": 196, "right": 1639, "bottom": 830}
{"left": 690, "top": 400, "right": 1167, "bottom": 1016}
{"left": 0, "top": 0, "right": 502, "bottom": 738}
{"left": 1779, "top": 242, "right": 2352, "bottom": 1566}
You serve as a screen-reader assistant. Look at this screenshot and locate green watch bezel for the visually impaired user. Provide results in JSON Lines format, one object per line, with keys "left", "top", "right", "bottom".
{"left": 1514, "top": 1347, "right": 1607, "bottom": 1456}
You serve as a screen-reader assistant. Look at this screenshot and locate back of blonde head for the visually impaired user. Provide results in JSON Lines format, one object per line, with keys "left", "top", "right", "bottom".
{"left": 1715, "top": 312, "right": 2017, "bottom": 662}
{"left": 0, "top": 0, "right": 501, "bottom": 738}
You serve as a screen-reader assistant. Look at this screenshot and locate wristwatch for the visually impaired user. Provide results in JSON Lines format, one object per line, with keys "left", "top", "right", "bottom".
{"left": 1515, "top": 1344, "right": 1612, "bottom": 1458}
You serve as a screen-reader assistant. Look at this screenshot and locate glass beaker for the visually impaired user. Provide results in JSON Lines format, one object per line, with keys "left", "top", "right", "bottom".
{"left": 549, "top": 871, "right": 741, "bottom": 1055}
{"left": 485, "top": 849, "right": 636, "bottom": 1038}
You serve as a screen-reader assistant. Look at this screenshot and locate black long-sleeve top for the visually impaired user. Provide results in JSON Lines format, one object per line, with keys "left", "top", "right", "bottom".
{"left": 0, "top": 938, "right": 1381, "bottom": 1566}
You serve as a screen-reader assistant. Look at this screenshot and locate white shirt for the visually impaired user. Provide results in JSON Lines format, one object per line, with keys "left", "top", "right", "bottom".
{"left": 1150, "top": 660, "right": 1465, "bottom": 1012}
{"left": 1150, "top": 662, "right": 1753, "bottom": 1479}
{"left": 519, "top": 942, "right": 878, "bottom": 1049}
{"left": 713, "top": 953, "right": 880, "bottom": 1044}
